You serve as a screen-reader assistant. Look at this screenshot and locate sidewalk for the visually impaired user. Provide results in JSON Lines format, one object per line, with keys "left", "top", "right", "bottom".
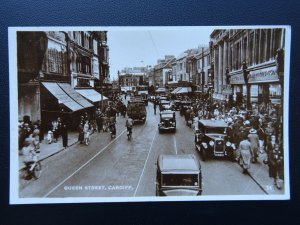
{"left": 19, "top": 131, "right": 79, "bottom": 170}
{"left": 239, "top": 151, "right": 285, "bottom": 195}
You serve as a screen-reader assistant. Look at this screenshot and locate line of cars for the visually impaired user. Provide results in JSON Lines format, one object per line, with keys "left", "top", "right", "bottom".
{"left": 153, "top": 96, "right": 238, "bottom": 197}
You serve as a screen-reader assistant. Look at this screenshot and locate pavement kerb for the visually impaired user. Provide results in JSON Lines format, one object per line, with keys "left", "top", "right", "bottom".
{"left": 19, "top": 140, "right": 79, "bottom": 171}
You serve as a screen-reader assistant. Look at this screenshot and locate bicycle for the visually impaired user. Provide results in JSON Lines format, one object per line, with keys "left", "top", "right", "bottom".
{"left": 127, "top": 127, "right": 132, "bottom": 140}
{"left": 22, "top": 158, "right": 42, "bottom": 180}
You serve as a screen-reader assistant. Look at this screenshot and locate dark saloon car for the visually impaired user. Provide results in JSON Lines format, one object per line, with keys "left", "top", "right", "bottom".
{"left": 158, "top": 110, "right": 176, "bottom": 133}
{"left": 195, "top": 119, "right": 236, "bottom": 161}
{"left": 156, "top": 154, "right": 202, "bottom": 196}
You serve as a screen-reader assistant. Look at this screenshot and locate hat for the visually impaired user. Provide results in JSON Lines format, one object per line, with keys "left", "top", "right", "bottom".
{"left": 249, "top": 128, "right": 257, "bottom": 134}
{"left": 244, "top": 120, "right": 250, "bottom": 126}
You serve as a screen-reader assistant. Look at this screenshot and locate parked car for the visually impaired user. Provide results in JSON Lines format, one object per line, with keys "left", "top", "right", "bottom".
{"left": 195, "top": 119, "right": 236, "bottom": 161}
{"left": 156, "top": 154, "right": 202, "bottom": 196}
{"left": 158, "top": 110, "right": 176, "bottom": 133}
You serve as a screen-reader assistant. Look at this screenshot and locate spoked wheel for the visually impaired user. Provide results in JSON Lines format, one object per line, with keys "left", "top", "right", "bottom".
{"left": 33, "top": 162, "right": 42, "bottom": 179}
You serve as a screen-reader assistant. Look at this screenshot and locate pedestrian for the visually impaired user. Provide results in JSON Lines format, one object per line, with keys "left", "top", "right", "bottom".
{"left": 248, "top": 128, "right": 259, "bottom": 163}
{"left": 61, "top": 123, "right": 68, "bottom": 149}
{"left": 52, "top": 120, "right": 59, "bottom": 143}
{"left": 32, "top": 124, "right": 40, "bottom": 152}
{"left": 83, "top": 120, "right": 90, "bottom": 146}
{"left": 96, "top": 113, "right": 103, "bottom": 133}
{"left": 78, "top": 121, "right": 84, "bottom": 144}
{"left": 153, "top": 102, "right": 157, "bottom": 115}
{"left": 268, "top": 144, "right": 284, "bottom": 189}
{"left": 238, "top": 133, "right": 253, "bottom": 174}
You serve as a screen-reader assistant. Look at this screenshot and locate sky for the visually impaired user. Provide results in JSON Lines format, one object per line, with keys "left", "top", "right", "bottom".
{"left": 107, "top": 27, "right": 215, "bottom": 80}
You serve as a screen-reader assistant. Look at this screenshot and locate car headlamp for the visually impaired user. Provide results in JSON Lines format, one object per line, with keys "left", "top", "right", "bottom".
{"left": 209, "top": 140, "right": 214, "bottom": 146}
{"left": 226, "top": 141, "right": 231, "bottom": 147}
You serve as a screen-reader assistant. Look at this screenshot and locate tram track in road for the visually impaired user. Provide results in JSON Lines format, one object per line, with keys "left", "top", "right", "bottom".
{"left": 43, "top": 128, "right": 127, "bottom": 198}
{"left": 133, "top": 129, "right": 157, "bottom": 197}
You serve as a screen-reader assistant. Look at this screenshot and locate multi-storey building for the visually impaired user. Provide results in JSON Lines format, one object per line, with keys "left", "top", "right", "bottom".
{"left": 17, "top": 31, "right": 110, "bottom": 129}
{"left": 210, "top": 28, "right": 285, "bottom": 107}
{"left": 119, "top": 67, "right": 148, "bottom": 92}
{"left": 152, "top": 56, "right": 176, "bottom": 88}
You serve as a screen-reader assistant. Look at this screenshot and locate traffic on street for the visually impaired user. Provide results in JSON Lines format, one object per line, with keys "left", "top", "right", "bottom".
{"left": 19, "top": 94, "right": 283, "bottom": 198}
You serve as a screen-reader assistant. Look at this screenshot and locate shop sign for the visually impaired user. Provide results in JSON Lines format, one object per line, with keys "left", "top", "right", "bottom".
{"left": 221, "top": 85, "right": 233, "bottom": 94}
{"left": 229, "top": 73, "right": 245, "bottom": 84}
{"left": 248, "top": 67, "right": 279, "bottom": 83}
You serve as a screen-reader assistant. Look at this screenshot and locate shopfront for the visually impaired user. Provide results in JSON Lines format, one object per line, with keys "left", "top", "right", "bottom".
{"left": 230, "top": 65, "right": 282, "bottom": 109}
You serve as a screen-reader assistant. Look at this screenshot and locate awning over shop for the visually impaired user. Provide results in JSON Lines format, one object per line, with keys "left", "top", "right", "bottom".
{"left": 75, "top": 89, "right": 108, "bottom": 103}
{"left": 42, "top": 82, "right": 84, "bottom": 112}
{"left": 57, "top": 83, "right": 93, "bottom": 109}
{"left": 176, "top": 87, "right": 192, "bottom": 94}
{"left": 171, "top": 87, "right": 182, "bottom": 94}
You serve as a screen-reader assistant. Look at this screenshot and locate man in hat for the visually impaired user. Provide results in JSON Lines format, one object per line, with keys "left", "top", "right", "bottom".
{"left": 248, "top": 128, "right": 259, "bottom": 163}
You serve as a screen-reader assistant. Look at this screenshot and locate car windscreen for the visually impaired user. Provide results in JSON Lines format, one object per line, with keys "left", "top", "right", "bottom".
{"left": 161, "top": 174, "right": 199, "bottom": 186}
{"left": 205, "top": 127, "right": 226, "bottom": 134}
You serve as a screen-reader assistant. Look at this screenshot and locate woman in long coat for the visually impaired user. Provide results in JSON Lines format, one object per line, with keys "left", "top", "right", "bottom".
{"left": 238, "top": 134, "right": 253, "bottom": 174}
{"left": 248, "top": 128, "right": 259, "bottom": 163}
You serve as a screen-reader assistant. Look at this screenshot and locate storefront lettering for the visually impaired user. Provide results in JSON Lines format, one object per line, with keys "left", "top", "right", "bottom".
{"left": 230, "top": 74, "right": 245, "bottom": 84}
{"left": 248, "top": 68, "right": 279, "bottom": 83}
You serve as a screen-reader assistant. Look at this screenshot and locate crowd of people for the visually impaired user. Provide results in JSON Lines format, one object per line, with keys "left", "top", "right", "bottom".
{"left": 178, "top": 96, "right": 284, "bottom": 189}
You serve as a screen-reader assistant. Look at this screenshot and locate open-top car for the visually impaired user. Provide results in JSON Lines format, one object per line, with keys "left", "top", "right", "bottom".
{"left": 158, "top": 110, "right": 176, "bottom": 133}
{"left": 156, "top": 154, "right": 202, "bottom": 196}
{"left": 195, "top": 119, "right": 236, "bottom": 161}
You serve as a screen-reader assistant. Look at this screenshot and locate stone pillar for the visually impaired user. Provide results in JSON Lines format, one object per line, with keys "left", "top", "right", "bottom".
{"left": 223, "top": 40, "right": 228, "bottom": 85}
{"left": 214, "top": 46, "right": 218, "bottom": 93}
{"left": 218, "top": 42, "right": 223, "bottom": 94}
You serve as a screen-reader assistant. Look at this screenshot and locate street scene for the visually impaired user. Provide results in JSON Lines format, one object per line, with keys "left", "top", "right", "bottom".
{"left": 12, "top": 27, "right": 289, "bottom": 202}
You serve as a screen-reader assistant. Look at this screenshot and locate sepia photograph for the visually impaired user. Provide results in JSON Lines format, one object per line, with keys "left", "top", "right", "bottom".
{"left": 9, "top": 26, "right": 291, "bottom": 204}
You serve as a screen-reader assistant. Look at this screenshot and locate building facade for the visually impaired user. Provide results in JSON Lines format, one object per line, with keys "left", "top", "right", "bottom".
{"left": 17, "top": 31, "right": 110, "bottom": 128}
{"left": 210, "top": 28, "right": 285, "bottom": 107}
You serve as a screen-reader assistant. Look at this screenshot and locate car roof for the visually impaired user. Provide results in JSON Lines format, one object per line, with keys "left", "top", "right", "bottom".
{"left": 158, "top": 154, "right": 201, "bottom": 172}
{"left": 199, "top": 119, "right": 228, "bottom": 127}
{"left": 160, "top": 110, "right": 174, "bottom": 114}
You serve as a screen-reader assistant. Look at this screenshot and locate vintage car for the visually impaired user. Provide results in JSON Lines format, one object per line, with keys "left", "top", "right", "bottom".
{"left": 195, "top": 119, "right": 236, "bottom": 161}
{"left": 127, "top": 99, "right": 147, "bottom": 123}
{"left": 171, "top": 100, "right": 181, "bottom": 111}
{"left": 159, "top": 100, "right": 172, "bottom": 111}
{"left": 158, "top": 110, "right": 176, "bottom": 133}
{"left": 179, "top": 100, "right": 192, "bottom": 116}
{"left": 156, "top": 154, "right": 202, "bottom": 196}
